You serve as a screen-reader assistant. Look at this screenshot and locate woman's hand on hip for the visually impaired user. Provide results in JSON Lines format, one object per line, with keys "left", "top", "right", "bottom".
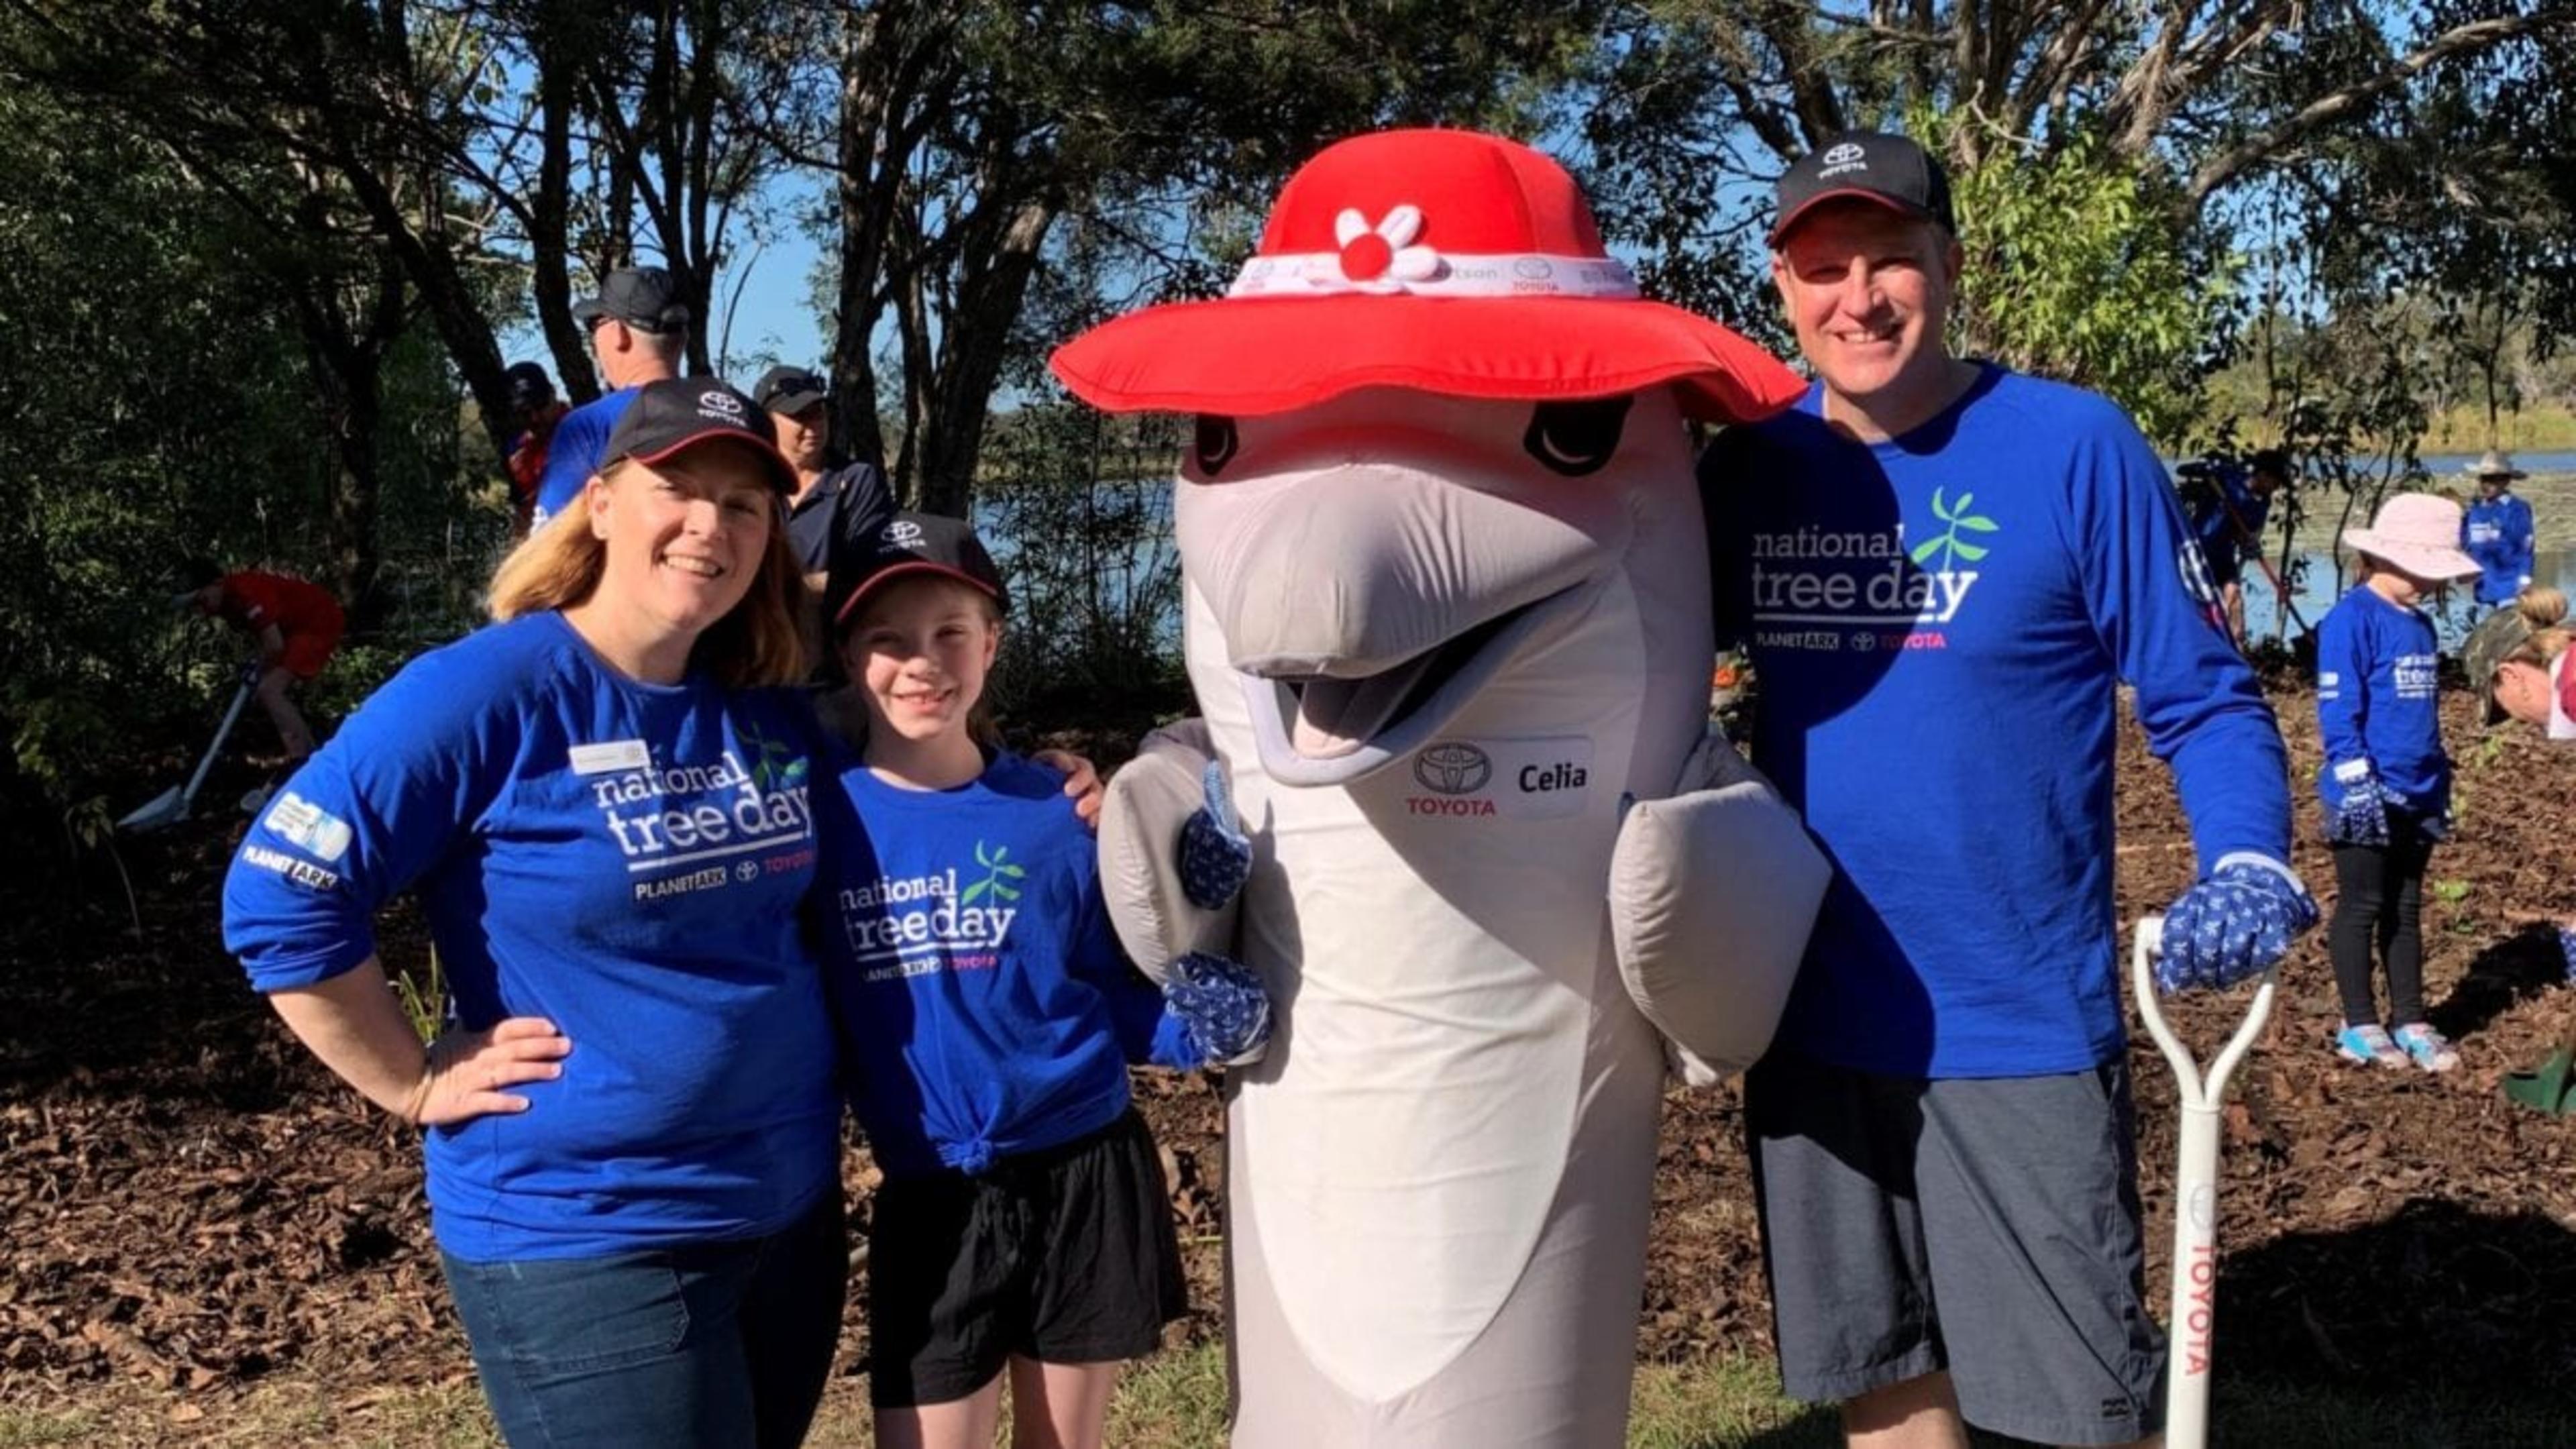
{"left": 403, "top": 1018, "right": 572, "bottom": 1127}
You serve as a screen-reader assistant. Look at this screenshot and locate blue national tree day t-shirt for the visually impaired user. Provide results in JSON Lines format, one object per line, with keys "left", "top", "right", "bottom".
{"left": 530, "top": 386, "right": 640, "bottom": 529}
{"left": 814, "top": 749, "right": 1192, "bottom": 1179}
{"left": 2462, "top": 492, "right": 2535, "bottom": 605}
{"left": 222, "top": 612, "right": 840, "bottom": 1260}
{"left": 1703, "top": 366, "right": 2292, "bottom": 1079}
{"left": 2314, "top": 584, "right": 2449, "bottom": 820}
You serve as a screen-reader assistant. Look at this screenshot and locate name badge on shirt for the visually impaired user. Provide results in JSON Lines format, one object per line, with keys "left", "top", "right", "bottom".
{"left": 569, "top": 739, "right": 652, "bottom": 775}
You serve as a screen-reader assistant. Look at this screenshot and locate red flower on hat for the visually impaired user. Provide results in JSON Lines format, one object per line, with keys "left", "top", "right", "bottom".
{"left": 1334, "top": 205, "right": 1439, "bottom": 289}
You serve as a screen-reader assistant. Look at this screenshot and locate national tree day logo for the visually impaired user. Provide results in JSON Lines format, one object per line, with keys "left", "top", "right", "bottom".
{"left": 962, "top": 841, "right": 1025, "bottom": 906}
{"left": 1910, "top": 487, "right": 1999, "bottom": 570}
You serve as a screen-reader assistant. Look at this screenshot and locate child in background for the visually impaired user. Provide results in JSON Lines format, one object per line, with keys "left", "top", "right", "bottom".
{"left": 2315, "top": 494, "right": 2485, "bottom": 1072}
{"left": 812, "top": 513, "right": 1267, "bottom": 1449}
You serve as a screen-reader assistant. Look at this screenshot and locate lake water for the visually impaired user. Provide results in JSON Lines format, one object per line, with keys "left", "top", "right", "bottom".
{"left": 2237, "top": 549, "right": 2573, "bottom": 650}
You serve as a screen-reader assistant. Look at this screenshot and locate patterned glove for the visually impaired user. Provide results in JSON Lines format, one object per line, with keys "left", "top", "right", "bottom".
{"left": 2559, "top": 925, "right": 2576, "bottom": 986}
{"left": 2155, "top": 857, "right": 2320, "bottom": 994}
{"left": 1176, "top": 759, "right": 1251, "bottom": 910}
{"left": 2326, "top": 760, "right": 2390, "bottom": 847}
{"left": 1163, "top": 951, "right": 1271, "bottom": 1065}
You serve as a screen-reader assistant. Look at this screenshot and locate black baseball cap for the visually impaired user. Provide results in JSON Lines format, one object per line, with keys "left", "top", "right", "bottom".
{"left": 752, "top": 365, "right": 831, "bottom": 415}
{"left": 832, "top": 512, "right": 1010, "bottom": 626}
{"left": 1770, "top": 130, "right": 1956, "bottom": 246}
{"left": 572, "top": 266, "right": 691, "bottom": 335}
{"left": 504, "top": 361, "right": 555, "bottom": 412}
{"left": 602, "top": 377, "right": 796, "bottom": 494}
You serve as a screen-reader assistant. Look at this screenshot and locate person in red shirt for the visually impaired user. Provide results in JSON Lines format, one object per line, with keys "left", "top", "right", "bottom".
{"left": 502, "top": 362, "right": 570, "bottom": 537}
{"left": 176, "top": 561, "right": 345, "bottom": 764}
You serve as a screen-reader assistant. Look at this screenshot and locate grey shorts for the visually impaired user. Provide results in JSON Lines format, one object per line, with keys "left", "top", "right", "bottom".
{"left": 1744, "top": 1051, "right": 2164, "bottom": 1446}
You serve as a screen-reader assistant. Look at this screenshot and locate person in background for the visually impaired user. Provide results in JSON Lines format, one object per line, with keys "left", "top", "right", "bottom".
{"left": 751, "top": 364, "right": 895, "bottom": 592}
{"left": 2193, "top": 448, "right": 2290, "bottom": 649}
{"left": 530, "top": 266, "right": 691, "bottom": 530}
{"left": 2461, "top": 450, "right": 2536, "bottom": 614}
{"left": 222, "top": 378, "right": 844, "bottom": 1448}
{"left": 2466, "top": 586, "right": 2576, "bottom": 985}
{"left": 2314, "top": 493, "right": 2485, "bottom": 1073}
{"left": 1701, "top": 129, "right": 2314, "bottom": 1449}
{"left": 501, "top": 361, "right": 569, "bottom": 537}
{"left": 176, "top": 559, "right": 345, "bottom": 767}
{"left": 812, "top": 512, "right": 1268, "bottom": 1449}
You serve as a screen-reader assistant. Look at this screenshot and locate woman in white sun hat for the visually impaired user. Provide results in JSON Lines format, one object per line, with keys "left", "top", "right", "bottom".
{"left": 2316, "top": 492, "right": 2484, "bottom": 1072}
{"left": 2460, "top": 449, "right": 2536, "bottom": 610}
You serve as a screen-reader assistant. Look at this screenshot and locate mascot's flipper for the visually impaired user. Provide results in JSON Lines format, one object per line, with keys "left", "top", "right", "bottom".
{"left": 1100, "top": 720, "right": 1242, "bottom": 983}
{"left": 1610, "top": 731, "right": 1827, "bottom": 1076}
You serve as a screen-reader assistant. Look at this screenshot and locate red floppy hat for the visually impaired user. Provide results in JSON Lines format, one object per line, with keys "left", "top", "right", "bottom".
{"left": 1048, "top": 129, "right": 1805, "bottom": 425}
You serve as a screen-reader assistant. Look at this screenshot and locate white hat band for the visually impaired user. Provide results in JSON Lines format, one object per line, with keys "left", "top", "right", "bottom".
{"left": 1230, "top": 251, "right": 1640, "bottom": 301}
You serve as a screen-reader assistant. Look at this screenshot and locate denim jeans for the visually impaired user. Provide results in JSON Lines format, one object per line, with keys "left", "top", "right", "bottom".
{"left": 440, "top": 1193, "right": 847, "bottom": 1448}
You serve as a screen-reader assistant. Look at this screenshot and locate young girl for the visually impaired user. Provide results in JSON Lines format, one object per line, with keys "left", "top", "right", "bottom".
{"left": 812, "top": 513, "right": 1267, "bottom": 1449}
{"left": 2316, "top": 493, "right": 2485, "bottom": 1072}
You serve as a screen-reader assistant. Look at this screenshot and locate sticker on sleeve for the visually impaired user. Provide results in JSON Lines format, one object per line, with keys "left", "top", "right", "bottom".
{"left": 264, "top": 792, "right": 353, "bottom": 863}
{"left": 569, "top": 739, "right": 652, "bottom": 775}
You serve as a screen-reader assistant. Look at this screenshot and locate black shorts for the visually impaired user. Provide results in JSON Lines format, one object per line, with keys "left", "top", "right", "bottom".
{"left": 866, "top": 1108, "right": 1187, "bottom": 1408}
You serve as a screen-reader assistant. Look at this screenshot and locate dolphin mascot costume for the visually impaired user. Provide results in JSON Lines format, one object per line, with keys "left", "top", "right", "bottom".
{"left": 1050, "top": 128, "right": 1830, "bottom": 1448}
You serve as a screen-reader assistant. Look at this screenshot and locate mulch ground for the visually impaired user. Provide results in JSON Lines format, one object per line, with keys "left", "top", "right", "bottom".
{"left": 6, "top": 680, "right": 2575, "bottom": 1418}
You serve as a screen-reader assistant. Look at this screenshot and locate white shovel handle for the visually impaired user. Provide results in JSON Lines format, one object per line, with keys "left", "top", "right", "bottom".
{"left": 2131, "top": 915, "right": 2275, "bottom": 1449}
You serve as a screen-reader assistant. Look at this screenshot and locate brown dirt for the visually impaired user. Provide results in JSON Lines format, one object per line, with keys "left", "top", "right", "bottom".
{"left": 7, "top": 684, "right": 2575, "bottom": 1421}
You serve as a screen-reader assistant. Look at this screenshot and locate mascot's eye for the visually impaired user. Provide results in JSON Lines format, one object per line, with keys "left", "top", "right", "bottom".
{"left": 1194, "top": 415, "right": 1240, "bottom": 477}
{"left": 1523, "top": 397, "right": 1632, "bottom": 477}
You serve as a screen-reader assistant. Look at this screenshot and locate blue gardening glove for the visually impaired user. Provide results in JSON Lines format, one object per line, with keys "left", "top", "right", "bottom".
{"left": 1163, "top": 951, "right": 1271, "bottom": 1065}
{"left": 2558, "top": 926, "right": 2576, "bottom": 986}
{"left": 2326, "top": 760, "right": 2390, "bottom": 847}
{"left": 1177, "top": 759, "right": 1251, "bottom": 910}
{"left": 2155, "top": 857, "right": 2320, "bottom": 994}
{"left": 238, "top": 656, "right": 270, "bottom": 689}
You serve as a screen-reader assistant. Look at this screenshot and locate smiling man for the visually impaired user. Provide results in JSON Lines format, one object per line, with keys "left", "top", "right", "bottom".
{"left": 1699, "top": 131, "right": 2316, "bottom": 1449}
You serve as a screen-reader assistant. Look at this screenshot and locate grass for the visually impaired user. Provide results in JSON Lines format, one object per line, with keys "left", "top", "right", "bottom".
{"left": 9, "top": 1347, "right": 2574, "bottom": 1446}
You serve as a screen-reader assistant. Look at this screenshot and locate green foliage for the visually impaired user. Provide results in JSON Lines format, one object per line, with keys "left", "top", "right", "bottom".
{"left": 1929, "top": 115, "right": 2235, "bottom": 448}
{"left": 975, "top": 402, "right": 1192, "bottom": 738}
{"left": 392, "top": 948, "right": 447, "bottom": 1045}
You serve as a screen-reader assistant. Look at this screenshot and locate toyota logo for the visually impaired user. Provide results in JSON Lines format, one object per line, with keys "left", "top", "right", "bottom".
{"left": 884, "top": 520, "right": 926, "bottom": 547}
{"left": 698, "top": 389, "right": 745, "bottom": 417}
{"left": 1821, "top": 142, "right": 1865, "bottom": 167}
{"left": 1412, "top": 741, "right": 1493, "bottom": 795}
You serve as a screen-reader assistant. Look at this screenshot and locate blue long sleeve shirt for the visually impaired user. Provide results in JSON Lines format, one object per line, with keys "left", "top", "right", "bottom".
{"left": 2462, "top": 492, "right": 2535, "bottom": 605}
{"left": 222, "top": 612, "right": 841, "bottom": 1260}
{"left": 529, "top": 386, "right": 639, "bottom": 529}
{"left": 1703, "top": 365, "right": 2293, "bottom": 1078}
{"left": 814, "top": 749, "right": 1193, "bottom": 1179}
{"left": 2314, "top": 585, "right": 2449, "bottom": 819}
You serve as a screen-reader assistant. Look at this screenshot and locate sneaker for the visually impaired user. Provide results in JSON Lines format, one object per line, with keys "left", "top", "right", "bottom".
{"left": 2336, "top": 1023, "right": 2408, "bottom": 1069}
{"left": 2390, "top": 1022, "right": 2460, "bottom": 1073}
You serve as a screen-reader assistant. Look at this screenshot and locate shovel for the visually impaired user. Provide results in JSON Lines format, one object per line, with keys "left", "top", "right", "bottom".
{"left": 2504, "top": 1010, "right": 2576, "bottom": 1116}
{"left": 117, "top": 678, "right": 254, "bottom": 832}
{"left": 2133, "top": 915, "right": 2277, "bottom": 1449}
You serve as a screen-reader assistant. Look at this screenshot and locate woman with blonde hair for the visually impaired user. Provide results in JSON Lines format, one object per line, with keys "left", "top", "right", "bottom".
{"left": 2469, "top": 586, "right": 2576, "bottom": 737}
{"left": 221, "top": 378, "right": 849, "bottom": 1448}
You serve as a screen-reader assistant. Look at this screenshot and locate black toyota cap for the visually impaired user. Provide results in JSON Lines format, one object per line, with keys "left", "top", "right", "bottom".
{"left": 831, "top": 512, "right": 1010, "bottom": 626}
{"left": 572, "top": 266, "right": 692, "bottom": 334}
{"left": 752, "top": 365, "right": 832, "bottom": 415}
{"left": 602, "top": 377, "right": 796, "bottom": 493}
{"left": 1770, "top": 130, "right": 1956, "bottom": 246}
